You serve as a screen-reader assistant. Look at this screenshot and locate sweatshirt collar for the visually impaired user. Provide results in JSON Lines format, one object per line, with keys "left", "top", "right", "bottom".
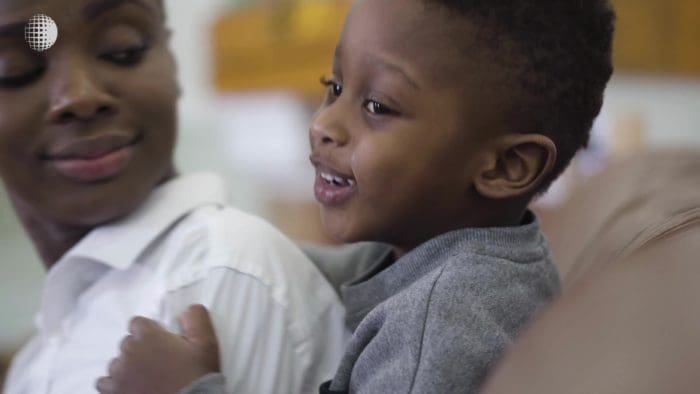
{"left": 341, "top": 211, "right": 546, "bottom": 330}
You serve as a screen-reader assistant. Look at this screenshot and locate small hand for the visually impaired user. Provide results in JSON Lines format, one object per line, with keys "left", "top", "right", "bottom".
{"left": 96, "top": 304, "right": 221, "bottom": 394}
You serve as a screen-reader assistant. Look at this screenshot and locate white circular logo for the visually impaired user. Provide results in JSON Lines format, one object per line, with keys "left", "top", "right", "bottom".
{"left": 25, "top": 14, "right": 58, "bottom": 52}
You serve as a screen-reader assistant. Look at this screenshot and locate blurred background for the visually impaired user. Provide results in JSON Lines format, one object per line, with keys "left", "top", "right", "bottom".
{"left": 1, "top": 0, "right": 699, "bottom": 383}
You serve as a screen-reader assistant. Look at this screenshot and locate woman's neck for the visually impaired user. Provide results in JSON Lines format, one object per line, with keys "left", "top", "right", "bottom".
{"left": 9, "top": 168, "right": 179, "bottom": 269}
{"left": 10, "top": 196, "right": 90, "bottom": 269}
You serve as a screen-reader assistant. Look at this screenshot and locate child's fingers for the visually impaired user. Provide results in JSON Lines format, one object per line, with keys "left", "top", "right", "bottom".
{"left": 118, "top": 335, "right": 134, "bottom": 355}
{"left": 107, "top": 357, "right": 125, "bottom": 379}
{"left": 95, "top": 376, "right": 115, "bottom": 394}
{"left": 128, "top": 316, "right": 164, "bottom": 338}
{"left": 178, "top": 304, "right": 218, "bottom": 348}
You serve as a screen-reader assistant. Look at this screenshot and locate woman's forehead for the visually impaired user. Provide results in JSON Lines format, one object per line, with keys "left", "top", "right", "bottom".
{"left": 0, "top": 0, "right": 161, "bottom": 16}
{"left": 0, "top": 0, "right": 164, "bottom": 38}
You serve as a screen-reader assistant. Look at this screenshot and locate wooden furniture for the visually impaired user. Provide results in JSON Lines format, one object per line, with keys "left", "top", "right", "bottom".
{"left": 611, "top": 0, "right": 700, "bottom": 75}
{"left": 483, "top": 150, "right": 700, "bottom": 394}
{"left": 213, "top": 0, "right": 351, "bottom": 97}
{"left": 212, "top": 0, "right": 700, "bottom": 95}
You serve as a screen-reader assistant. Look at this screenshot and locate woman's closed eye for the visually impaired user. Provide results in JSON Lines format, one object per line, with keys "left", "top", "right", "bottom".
{"left": 99, "top": 44, "right": 149, "bottom": 66}
{"left": 0, "top": 67, "right": 46, "bottom": 89}
{"left": 0, "top": 50, "right": 46, "bottom": 89}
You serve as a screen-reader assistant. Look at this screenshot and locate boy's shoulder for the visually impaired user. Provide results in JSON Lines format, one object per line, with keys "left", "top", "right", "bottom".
{"left": 423, "top": 247, "right": 558, "bottom": 324}
{"left": 410, "top": 245, "right": 559, "bottom": 391}
{"left": 434, "top": 242, "right": 560, "bottom": 302}
{"left": 389, "top": 242, "right": 559, "bottom": 323}
{"left": 344, "top": 231, "right": 560, "bottom": 393}
{"left": 396, "top": 221, "right": 559, "bottom": 309}
{"left": 349, "top": 219, "right": 559, "bottom": 329}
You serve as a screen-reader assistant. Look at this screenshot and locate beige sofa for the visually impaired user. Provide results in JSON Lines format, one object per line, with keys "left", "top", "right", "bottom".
{"left": 482, "top": 150, "right": 700, "bottom": 394}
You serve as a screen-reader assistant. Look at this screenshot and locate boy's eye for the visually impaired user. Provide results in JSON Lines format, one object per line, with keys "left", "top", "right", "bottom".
{"left": 320, "top": 76, "right": 342, "bottom": 97}
{"left": 100, "top": 45, "right": 148, "bottom": 66}
{"left": 330, "top": 82, "right": 342, "bottom": 97}
{"left": 363, "top": 100, "right": 396, "bottom": 116}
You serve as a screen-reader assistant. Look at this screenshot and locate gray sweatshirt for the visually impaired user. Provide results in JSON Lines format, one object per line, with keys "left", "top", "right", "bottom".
{"left": 184, "top": 213, "right": 560, "bottom": 394}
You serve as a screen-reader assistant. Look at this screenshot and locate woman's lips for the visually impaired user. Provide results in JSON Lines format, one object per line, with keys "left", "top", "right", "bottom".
{"left": 43, "top": 134, "right": 140, "bottom": 183}
{"left": 49, "top": 144, "right": 134, "bottom": 183}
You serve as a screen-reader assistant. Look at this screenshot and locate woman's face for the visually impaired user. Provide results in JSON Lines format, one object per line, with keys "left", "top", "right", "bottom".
{"left": 0, "top": 0, "right": 178, "bottom": 227}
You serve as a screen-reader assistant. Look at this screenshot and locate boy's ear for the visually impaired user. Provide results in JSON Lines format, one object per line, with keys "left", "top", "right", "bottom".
{"left": 474, "top": 134, "right": 557, "bottom": 199}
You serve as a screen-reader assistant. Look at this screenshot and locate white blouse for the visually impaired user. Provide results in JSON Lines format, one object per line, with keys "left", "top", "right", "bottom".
{"left": 5, "top": 173, "right": 346, "bottom": 394}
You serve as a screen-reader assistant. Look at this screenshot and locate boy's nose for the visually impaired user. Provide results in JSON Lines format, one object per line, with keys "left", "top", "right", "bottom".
{"left": 48, "top": 64, "right": 117, "bottom": 124}
{"left": 309, "top": 107, "right": 349, "bottom": 148}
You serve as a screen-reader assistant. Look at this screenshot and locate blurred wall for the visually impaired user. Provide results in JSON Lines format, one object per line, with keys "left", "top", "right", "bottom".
{"left": 604, "top": 76, "right": 700, "bottom": 149}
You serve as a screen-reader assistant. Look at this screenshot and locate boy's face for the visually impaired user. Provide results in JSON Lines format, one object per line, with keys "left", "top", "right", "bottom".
{"left": 0, "top": 0, "right": 178, "bottom": 227}
{"left": 310, "top": 0, "right": 504, "bottom": 248}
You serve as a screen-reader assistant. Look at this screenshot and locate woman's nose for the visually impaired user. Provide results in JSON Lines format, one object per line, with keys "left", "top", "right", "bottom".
{"left": 48, "top": 63, "right": 117, "bottom": 124}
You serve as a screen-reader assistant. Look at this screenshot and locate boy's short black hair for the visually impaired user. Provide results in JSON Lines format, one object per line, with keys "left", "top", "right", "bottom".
{"left": 427, "top": 0, "right": 615, "bottom": 192}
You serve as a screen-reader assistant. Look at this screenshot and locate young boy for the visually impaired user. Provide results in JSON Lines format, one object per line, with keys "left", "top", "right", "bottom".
{"left": 98, "top": 0, "right": 615, "bottom": 392}
{"left": 1, "top": 0, "right": 346, "bottom": 393}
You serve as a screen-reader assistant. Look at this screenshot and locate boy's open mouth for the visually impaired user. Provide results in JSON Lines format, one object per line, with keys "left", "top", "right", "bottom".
{"left": 310, "top": 156, "right": 357, "bottom": 206}
{"left": 319, "top": 171, "right": 356, "bottom": 187}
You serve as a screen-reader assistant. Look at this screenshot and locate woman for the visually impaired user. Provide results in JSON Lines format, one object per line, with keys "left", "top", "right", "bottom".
{"left": 1, "top": 1, "right": 345, "bottom": 392}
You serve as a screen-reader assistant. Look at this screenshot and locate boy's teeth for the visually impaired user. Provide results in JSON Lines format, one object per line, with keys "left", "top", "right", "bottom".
{"left": 320, "top": 171, "right": 355, "bottom": 187}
